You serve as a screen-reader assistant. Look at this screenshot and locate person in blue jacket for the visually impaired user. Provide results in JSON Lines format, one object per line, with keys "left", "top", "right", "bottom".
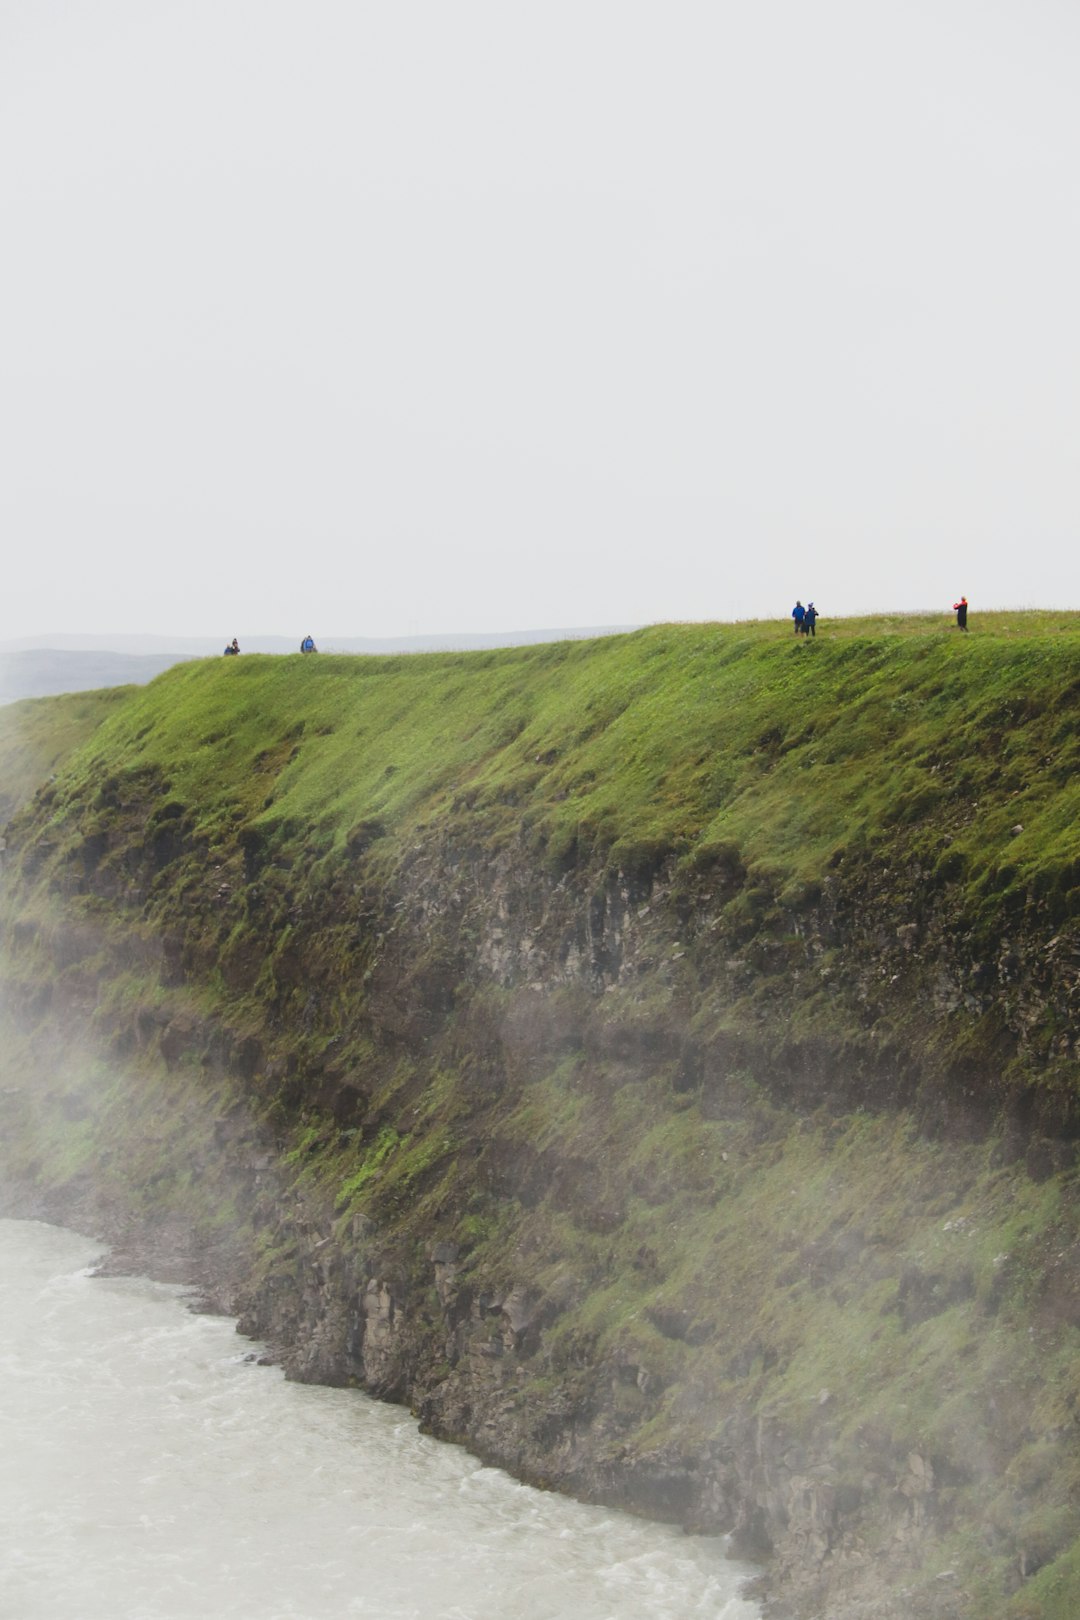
{"left": 804, "top": 603, "right": 818, "bottom": 637}
{"left": 223, "top": 638, "right": 240, "bottom": 656}
{"left": 792, "top": 601, "right": 806, "bottom": 634}
{"left": 300, "top": 635, "right": 317, "bottom": 653}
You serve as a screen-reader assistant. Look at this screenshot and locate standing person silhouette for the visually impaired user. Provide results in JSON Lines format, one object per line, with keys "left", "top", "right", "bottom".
{"left": 804, "top": 603, "right": 818, "bottom": 637}
{"left": 953, "top": 596, "right": 968, "bottom": 631}
{"left": 792, "top": 601, "right": 806, "bottom": 635}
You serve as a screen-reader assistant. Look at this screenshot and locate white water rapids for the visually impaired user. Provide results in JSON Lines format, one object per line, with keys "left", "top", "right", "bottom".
{"left": 0, "top": 1220, "right": 761, "bottom": 1620}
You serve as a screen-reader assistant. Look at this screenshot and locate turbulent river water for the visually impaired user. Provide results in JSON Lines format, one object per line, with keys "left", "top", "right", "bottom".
{"left": 0, "top": 1219, "right": 761, "bottom": 1620}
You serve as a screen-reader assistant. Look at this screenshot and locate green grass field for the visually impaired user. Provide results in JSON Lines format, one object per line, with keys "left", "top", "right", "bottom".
{"left": 20, "top": 611, "right": 1077, "bottom": 947}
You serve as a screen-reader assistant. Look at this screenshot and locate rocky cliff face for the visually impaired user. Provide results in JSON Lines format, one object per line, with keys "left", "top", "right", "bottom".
{"left": 2, "top": 633, "right": 1079, "bottom": 1619}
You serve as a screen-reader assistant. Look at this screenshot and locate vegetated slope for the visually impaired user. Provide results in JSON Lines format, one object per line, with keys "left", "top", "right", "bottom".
{"left": 1, "top": 615, "right": 1079, "bottom": 1620}
{"left": 0, "top": 687, "right": 129, "bottom": 824}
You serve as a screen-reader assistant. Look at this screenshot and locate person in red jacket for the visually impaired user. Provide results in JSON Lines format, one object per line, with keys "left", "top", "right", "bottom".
{"left": 953, "top": 596, "right": 968, "bottom": 631}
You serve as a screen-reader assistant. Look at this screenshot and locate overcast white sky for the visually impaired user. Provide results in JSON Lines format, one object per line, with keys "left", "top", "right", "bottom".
{"left": 2, "top": 1, "right": 1078, "bottom": 642}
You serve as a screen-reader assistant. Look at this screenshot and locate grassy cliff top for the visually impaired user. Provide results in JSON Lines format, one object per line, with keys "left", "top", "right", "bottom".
{"left": 11, "top": 611, "right": 1080, "bottom": 935}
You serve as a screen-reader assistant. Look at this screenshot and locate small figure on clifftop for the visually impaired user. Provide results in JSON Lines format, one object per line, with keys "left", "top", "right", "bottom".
{"left": 223, "top": 638, "right": 240, "bottom": 656}
{"left": 953, "top": 596, "right": 968, "bottom": 631}
{"left": 804, "top": 602, "right": 818, "bottom": 637}
{"left": 300, "top": 635, "right": 317, "bottom": 653}
{"left": 792, "top": 601, "right": 806, "bottom": 634}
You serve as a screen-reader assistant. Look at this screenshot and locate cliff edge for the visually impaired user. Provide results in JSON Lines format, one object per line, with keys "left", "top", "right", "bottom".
{"left": 1, "top": 615, "right": 1078, "bottom": 1619}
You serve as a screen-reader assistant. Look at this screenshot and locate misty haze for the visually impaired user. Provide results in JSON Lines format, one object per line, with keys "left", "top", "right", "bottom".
{"left": 2, "top": 4, "right": 1079, "bottom": 1619}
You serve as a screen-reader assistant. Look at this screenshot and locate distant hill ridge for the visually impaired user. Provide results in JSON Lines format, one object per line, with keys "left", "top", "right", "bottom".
{"left": 0, "top": 649, "right": 198, "bottom": 707}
